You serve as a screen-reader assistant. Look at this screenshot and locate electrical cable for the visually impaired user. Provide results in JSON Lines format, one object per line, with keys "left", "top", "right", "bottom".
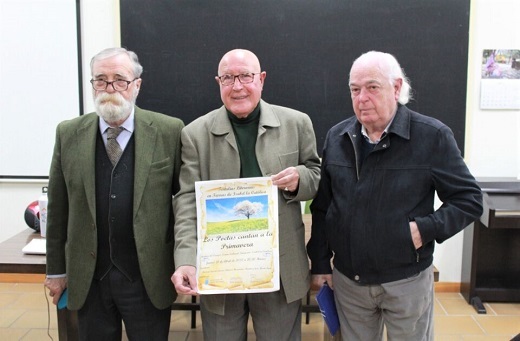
{"left": 43, "top": 284, "right": 54, "bottom": 340}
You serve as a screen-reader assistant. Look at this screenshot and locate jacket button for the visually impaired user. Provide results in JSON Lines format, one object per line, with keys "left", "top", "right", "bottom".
{"left": 354, "top": 275, "right": 360, "bottom": 281}
{"left": 110, "top": 194, "right": 116, "bottom": 199}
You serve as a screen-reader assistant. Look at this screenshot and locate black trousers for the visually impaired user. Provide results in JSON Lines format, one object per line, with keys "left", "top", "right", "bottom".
{"left": 78, "top": 267, "right": 171, "bottom": 341}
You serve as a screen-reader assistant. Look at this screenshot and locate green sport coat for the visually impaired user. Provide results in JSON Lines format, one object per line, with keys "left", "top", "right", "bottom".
{"left": 46, "top": 106, "right": 184, "bottom": 310}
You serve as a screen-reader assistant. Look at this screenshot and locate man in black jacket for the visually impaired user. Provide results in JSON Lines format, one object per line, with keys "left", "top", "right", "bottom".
{"left": 307, "top": 51, "right": 483, "bottom": 341}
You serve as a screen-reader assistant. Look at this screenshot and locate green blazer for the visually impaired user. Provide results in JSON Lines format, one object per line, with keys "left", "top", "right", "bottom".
{"left": 46, "top": 106, "right": 184, "bottom": 310}
{"left": 173, "top": 100, "right": 321, "bottom": 315}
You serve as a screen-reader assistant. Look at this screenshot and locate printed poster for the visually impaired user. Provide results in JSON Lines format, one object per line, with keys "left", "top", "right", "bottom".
{"left": 195, "top": 177, "right": 279, "bottom": 294}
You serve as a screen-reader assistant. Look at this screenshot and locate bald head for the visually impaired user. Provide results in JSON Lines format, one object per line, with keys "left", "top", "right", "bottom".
{"left": 218, "top": 49, "right": 261, "bottom": 75}
{"left": 216, "top": 49, "right": 266, "bottom": 118}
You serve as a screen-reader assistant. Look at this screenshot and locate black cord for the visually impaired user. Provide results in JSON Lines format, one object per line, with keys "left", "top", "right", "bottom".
{"left": 43, "top": 284, "right": 54, "bottom": 340}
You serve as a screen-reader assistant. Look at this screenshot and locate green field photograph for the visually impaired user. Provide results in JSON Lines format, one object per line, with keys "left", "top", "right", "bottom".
{"left": 205, "top": 195, "right": 269, "bottom": 235}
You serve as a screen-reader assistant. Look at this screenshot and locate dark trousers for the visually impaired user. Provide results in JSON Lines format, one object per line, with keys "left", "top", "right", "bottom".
{"left": 78, "top": 267, "right": 171, "bottom": 341}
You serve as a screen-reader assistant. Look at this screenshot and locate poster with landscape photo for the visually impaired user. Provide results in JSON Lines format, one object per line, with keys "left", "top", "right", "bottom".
{"left": 195, "top": 177, "right": 279, "bottom": 294}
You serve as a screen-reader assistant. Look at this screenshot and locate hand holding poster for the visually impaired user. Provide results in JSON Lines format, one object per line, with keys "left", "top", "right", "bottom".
{"left": 195, "top": 177, "right": 279, "bottom": 294}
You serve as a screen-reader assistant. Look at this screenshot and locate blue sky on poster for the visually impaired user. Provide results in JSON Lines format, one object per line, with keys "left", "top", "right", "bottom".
{"left": 206, "top": 196, "right": 269, "bottom": 222}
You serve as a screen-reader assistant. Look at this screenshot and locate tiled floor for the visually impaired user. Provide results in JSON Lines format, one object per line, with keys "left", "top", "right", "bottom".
{"left": 0, "top": 283, "right": 519, "bottom": 340}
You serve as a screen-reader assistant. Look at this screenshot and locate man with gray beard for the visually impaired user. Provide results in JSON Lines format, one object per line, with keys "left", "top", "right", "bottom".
{"left": 44, "top": 47, "right": 184, "bottom": 340}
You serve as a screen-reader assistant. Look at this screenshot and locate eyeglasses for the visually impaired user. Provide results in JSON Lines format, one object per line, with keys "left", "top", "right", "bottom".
{"left": 217, "top": 73, "right": 259, "bottom": 86}
{"left": 90, "top": 78, "right": 138, "bottom": 91}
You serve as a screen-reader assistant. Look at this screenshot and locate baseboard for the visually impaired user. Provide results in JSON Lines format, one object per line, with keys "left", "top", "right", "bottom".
{"left": 435, "top": 282, "right": 461, "bottom": 293}
{"left": 0, "top": 273, "right": 45, "bottom": 283}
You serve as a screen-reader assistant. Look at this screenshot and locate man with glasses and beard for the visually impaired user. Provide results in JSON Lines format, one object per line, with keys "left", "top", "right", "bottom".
{"left": 44, "top": 47, "right": 184, "bottom": 340}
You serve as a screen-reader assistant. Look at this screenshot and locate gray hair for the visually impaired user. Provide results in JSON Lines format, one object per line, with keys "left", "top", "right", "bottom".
{"left": 350, "top": 51, "right": 413, "bottom": 104}
{"left": 90, "top": 47, "right": 143, "bottom": 78}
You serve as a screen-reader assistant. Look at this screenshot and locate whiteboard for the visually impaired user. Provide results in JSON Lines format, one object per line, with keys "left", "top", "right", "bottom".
{"left": 0, "top": 0, "right": 80, "bottom": 178}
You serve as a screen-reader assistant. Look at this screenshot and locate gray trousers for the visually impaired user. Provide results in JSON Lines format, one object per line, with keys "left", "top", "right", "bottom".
{"left": 200, "top": 285, "right": 302, "bottom": 341}
{"left": 333, "top": 265, "right": 434, "bottom": 341}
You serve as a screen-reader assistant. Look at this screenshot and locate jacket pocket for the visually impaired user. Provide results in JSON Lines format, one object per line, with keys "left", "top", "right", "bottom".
{"left": 277, "top": 151, "right": 299, "bottom": 170}
{"left": 373, "top": 216, "right": 418, "bottom": 270}
{"left": 150, "top": 157, "right": 172, "bottom": 171}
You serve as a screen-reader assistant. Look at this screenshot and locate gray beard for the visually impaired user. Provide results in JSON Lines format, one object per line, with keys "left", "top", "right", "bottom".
{"left": 94, "top": 92, "right": 134, "bottom": 125}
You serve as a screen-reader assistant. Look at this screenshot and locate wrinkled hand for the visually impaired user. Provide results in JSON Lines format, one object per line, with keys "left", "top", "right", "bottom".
{"left": 171, "top": 265, "right": 198, "bottom": 296}
{"left": 410, "top": 221, "right": 423, "bottom": 249}
{"left": 44, "top": 277, "right": 67, "bottom": 305}
{"left": 271, "top": 167, "right": 300, "bottom": 193}
{"left": 311, "top": 274, "right": 333, "bottom": 291}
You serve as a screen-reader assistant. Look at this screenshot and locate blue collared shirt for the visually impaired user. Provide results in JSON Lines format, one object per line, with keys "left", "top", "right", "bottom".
{"left": 99, "top": 108, "right": 135, "bottom": 151}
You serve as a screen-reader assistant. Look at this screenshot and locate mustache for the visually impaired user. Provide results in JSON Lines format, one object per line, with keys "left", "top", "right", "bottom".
{"left": 95, "top": 92, "right": 125, "bottom": 106}
{"left": 94, "top": 90, "right": 134, "bottom": 125}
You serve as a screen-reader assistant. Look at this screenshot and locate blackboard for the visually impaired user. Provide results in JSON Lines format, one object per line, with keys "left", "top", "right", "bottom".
{"left": 0, "top": 0, "right": 82, "bottom": 178}
{"left": 121, "top": 0, "right": 470, "bottom": 155}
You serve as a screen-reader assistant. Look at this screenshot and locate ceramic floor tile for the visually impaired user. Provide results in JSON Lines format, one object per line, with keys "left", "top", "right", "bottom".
{"left": 438, "top": 297, "right": 482, "bottom": 315}
{"left": 434, "top": 335, "right": 460, "bottom": 341}
{"left": 9, "top": 309, "right": 58, "bottom": 329}
{"left": 434, "top": 315, "right": 485, "bottom": 335}
{"left": 169, "top": 331, "right": 190, "bottom": 340}
{"left": 461, "top": 335, "right": 518, "bottom": 341}
{"left": 473, "top": 315, "right": 520, "bottom": 335}
{"left": 303, "top": 332, "right": 330, "bottom": 341}
{"left": 0, "top": 293, "right": 19, "bottom": 308}
{"left": 0, "top": 308, "right": 26, "bottom": 327}
{"left": 434, "top": 297, "right": 448, "bottom": 315}
{"left": 10, "top": 283, "right": 45, "bottom": 293}
{"left": 170, "top": 310, "right": 202, "bottom": 331}
{"left": 0, "top": 328, "right": 31, "bottom": 340}
{"left": 122, "top": 331, "right": 189, "bottom": 340}
{"left": 486, "top": 302, "right": 520, "bottom": 315}
{"left": 19, "top": 328, "right": 59, "bottom": 340}
{"left": 11, "top": 291, "right": 50, "bottom": 310}
{"left": 186, "top": 330, "right": 204, "bottom": 341}
{"left": 0, "top": 283, "right": 16, "bottom": 290}
{"left": 2, "top": 282, "right": 520, "bottom": 340}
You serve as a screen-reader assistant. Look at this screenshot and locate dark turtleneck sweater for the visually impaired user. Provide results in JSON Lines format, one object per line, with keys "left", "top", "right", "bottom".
{"left": 227, "top": 105, "right": 262, "bottom": 178}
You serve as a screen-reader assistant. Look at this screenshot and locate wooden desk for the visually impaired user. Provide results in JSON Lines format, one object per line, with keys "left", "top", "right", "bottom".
{"left": 0, "top": 229, "right": 78, "bottom": 340}
{"left": 0, "top": 229, "right": 46, "bottom": 274}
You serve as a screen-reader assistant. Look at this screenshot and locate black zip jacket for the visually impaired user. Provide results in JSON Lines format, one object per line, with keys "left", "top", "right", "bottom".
{"left": 307, "top": 105, "right": 483, "bottom": 285}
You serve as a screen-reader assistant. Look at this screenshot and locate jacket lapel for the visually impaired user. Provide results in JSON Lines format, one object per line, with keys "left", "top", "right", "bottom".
{"left": 77, "top": 114, "right": 99, "bottom": 223}
{"left": 256, "top": 100, "right": 281, "bottom": 172}
{"left": 210, "top": 106, "right": 238, "bottom": 151}
{"left": 209, "top": 107, "right": 242, "bottom": 178}
{"left": 133, "top": 107, "right": 156, "bottom": 218}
